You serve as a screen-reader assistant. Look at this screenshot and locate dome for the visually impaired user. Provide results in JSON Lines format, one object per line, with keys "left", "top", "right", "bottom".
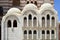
{"left": 39, "top": 3, "right": 57, "bottom": 15}
{"left": 39, "top": 3, "right": 53, "bottom": 10}
{"left": 7, "top": 8, "right": 21, "bottom": 14}
{"left": 23, "top": 3, "right": 37, "bottom": 11}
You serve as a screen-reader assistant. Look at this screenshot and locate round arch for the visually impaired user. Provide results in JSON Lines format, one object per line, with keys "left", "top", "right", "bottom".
{"left": 3, "top": 15, "right": 20, "bottom": 23}
{"left": 22, "top": 10, "right": 38, "bottom": 15}
{"left": 39, "top": 3, "right": 57, "bottom": 15}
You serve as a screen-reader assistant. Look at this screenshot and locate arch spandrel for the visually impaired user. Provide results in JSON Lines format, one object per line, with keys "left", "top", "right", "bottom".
{"left": 41, "top": 10, "right": 57, "bottom": 15}
{"left": 22, "top": 10, "right": 37, "bottom": 15}
{"left": 3, "top": 15, "right": 20, "bottom": 25}
{"left": 39, "top": 3, "right": 57, "bottom": 15}
{"left": 22, "top": 3, "right": 38, "bottom": 15}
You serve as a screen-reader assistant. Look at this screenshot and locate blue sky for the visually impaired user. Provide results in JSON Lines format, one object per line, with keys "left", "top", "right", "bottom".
{"left": 54, "top": 0, "right": 60, "bottom": 21}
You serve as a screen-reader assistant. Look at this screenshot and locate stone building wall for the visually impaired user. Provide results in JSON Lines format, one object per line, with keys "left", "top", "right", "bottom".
{"left": 1, "top": 3, "right": 58, "bottom": 40}
{"left": 0, "top": 0, "right": 54, "bottom": 14}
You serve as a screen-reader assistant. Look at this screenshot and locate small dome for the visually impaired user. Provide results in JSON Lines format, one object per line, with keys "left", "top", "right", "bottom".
{"left": 23, "top": 3, "right": 37, "bottom": 11}
{"left": 7, "top": 8, "right": 21, "bottom": 14}
{"left": 39, "top": 3, "right": 53, "bottom": 10}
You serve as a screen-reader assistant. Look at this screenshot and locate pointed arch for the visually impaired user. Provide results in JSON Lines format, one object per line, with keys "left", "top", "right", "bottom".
{"left": 42, "top": 17, "right": 45, "bottom": 27}
{"left": 52, "top": 16, "right": 55, "bottom": 27}
{"left": 13, "top": 20, "right": 17, "bottom": 27}
{"left": 24, "top": 17, "right": 27, "bottom": 26}
{"left": 29, "top": 30, "right": 32, "bottom": 34}
{"left": 24, "top": 30, "right": 27, "bottom": 39}
{"left": 24, "top": 30, "right": 27, "bottom": 34}
{"left": 47, "top": 14, "right": 50, "bottom": 27}
{"left": 47, "top": 14, "right": 50, "bottom": 20}
{"left": 33, "top": 30, "right": 37, "bottom": 39}
{"left": 33, "top": 30, "right": 37, "bottom": 34}
{"left": 28, "top": 14, "right": 32, "bottom": 26}
{"left": 33, "top": 17, "right": 36, "bottom": 20}
{"left": 52, "top": 17, "right": 55, "bottom": 20}
{"left": 33, "top": 17, "right": 37, "bottom": 26}
{"left": 24, "top": 17, "right": 27, "bottom": 20}
{"left": 28, "top": 14, "right": 32, "bottom": 20}
{"left": 7, "top": 20, "right": 11, "bottom": 27}
{"left": 51, "top": 30, "right": 54, "bottom": 34}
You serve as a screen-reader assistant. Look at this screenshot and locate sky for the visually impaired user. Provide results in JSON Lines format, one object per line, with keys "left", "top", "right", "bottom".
{"left": 54, "top": 0, "right": 60, "bottom": 21}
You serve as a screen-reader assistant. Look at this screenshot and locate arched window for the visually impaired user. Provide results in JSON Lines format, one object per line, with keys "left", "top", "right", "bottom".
{"left": 47, "top": 14, "right": 50, "bottom": 27}
{"left": 51, "top": 30, "right": 54, "bottom": 34}
{"left": 42, "top": 17, "right": 45, "bottom": 20}
{"left": 42, "top": 30, "right": 45, "bottom": 34}
{"left": 33, "top": 30, "right": 37, "bottom": 34}
{"left": 42, "top": 17, "right": 45, "bottom": 27}
{"left": 24, "top": 30, "right": 27, "bottom": 34}
{"left": 7, "top": 20, "right": 11, "bottom": 27}
{"left": 52, "top": 17, "right": 55, "bottom": 20}
{"left": 28, "top": 14, "right": 32, "bottom": 26}
{"left": 13, "top": 20, "right": 17, "bottom": 27}
{"left": 34, "top": 1, "right": 37, "bottom": 5}
{"left": 33, "top": 17, "right": 36, "bottom": 20}
{"left": 24, "top": 17, "right": 27, "bottom": 26}
{"left": 33, "top": 17, "right": 37, "bottom": 26}
{"left": 28, "top": 14, "right": 32, "bottom": 20}
{"left": 47, "top": 30, "right": 50, "bottom": 34}
{"left": 27, "top": 1, "right": 29, "bottom": 4}
{"left": 29, "top": 30, "right": 32, "bottom": 34}
{"left": 47, "top": 14, "right": 50, "bottom": 20}
{"left": 52, "top": 17, "right": 55, "bottom": 27}
{"left": 24, "top": 17, "right": 27, "bottom": 20}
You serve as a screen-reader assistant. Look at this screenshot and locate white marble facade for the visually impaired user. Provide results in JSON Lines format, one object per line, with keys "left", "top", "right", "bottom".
{"left": 1, "top": 3, "right": 58, "bottom": 40}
